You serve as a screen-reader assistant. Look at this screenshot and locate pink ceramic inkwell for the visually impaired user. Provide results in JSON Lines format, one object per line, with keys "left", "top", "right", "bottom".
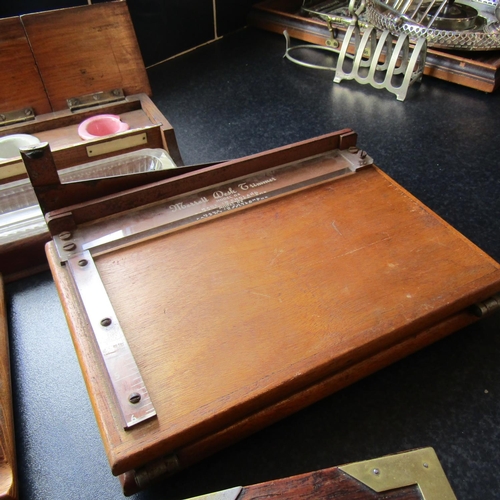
{"left": 78, "top": 114, "right": 129, "bottom": 140}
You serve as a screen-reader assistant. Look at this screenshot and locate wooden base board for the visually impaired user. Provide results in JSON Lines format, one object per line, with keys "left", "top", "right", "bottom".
{"left": 248, "top": 0, "right": 500, "bottom": 93}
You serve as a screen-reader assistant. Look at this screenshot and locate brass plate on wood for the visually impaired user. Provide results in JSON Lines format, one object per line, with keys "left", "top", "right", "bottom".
{"left": 184, "top": 448, "right": 455, "bottom": 500}
{"left": 340, "top": 448, "right": 456, "bottom": 499}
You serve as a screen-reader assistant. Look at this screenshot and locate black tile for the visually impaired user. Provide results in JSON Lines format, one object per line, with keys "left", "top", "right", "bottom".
{"left": 0, "top": 0, "right": 87, "bottom": 17}
{"left": 127, "top": 0, "right": 215, "bottom": 67}
{"left": 215, "top": 0, "right": 261, "bottom": 36}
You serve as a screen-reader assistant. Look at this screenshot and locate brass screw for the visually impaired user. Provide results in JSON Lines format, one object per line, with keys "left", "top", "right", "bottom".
{"left": 129, "top": 393, "right": 141, "bottom": 404}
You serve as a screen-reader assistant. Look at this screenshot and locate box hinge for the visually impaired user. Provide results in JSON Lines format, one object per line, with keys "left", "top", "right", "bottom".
{"left": 134, "top": 453, "right": 181, "bottom": 490}
{"left": 66, "top": 88, "right": 125, "bottom": 111}
{"left": 472, "top": 293, "right": 500, "bottom": 317}
{"left": 0, "top": 107, "right": 35, "bottom": 127}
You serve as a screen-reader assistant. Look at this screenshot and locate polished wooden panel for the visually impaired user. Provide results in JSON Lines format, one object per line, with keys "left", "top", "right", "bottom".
{"left": 237, "top": 467, "right": 422, "bottom": 499}
{"left": 47, "top": 147, "right": 500, "bottom": 486}
{"left": 21, "top": 1, "right": 151, "bottom": 112}
{"left": 0, "top": 17, "right": 51, "bottom": 116}
{"left": 0, "top": 276, "right": 17, "bottom": 499}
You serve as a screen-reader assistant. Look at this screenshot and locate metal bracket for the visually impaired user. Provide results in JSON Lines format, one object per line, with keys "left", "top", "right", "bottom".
{"left": 340, "top": 447, "right": 456, "bottom": 499}
{"left": 67, "top": 250, "right": 156, "bottom": 429}
{"left": 0, "top": 107, "right": 35, "bottom": 127}
{"left": 66, "top": 88, "right": 125, "bottom": 112}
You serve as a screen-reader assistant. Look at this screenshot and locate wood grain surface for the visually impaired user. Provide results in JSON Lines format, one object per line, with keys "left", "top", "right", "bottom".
{"left": 21, "top": 1, "right": 151, "bottom": 112}
{"left": 0, "top": 276, "right": 17, "bottom": 499}
{"left": 46, "top": 140, "right": 500, "bottom": 485}
{"left": 237, "top": 466, "right": 422, "bottom": 499}
{"left": 0, "top": 17, "right": 51, "bottom": 117}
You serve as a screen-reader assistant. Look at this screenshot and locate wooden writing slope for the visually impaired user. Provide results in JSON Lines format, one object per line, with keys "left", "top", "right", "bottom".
{"left": 22, "top": 129, "right": 500, "bottom": 495}
{"left": 0, "top": 1, "right": 182, "bottom": 280}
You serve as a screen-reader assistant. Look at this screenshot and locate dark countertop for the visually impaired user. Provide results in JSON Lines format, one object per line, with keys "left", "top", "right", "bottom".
{"left": 6, "top": 28, "right": 500, "bottom": 499}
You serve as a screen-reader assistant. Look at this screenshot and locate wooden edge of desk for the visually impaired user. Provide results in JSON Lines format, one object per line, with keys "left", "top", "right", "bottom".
{"left": 119, "top": 303, "right": 477, "bottom": 495}
{"left": 0, "top": 276, "right": 18, "bottom": 500}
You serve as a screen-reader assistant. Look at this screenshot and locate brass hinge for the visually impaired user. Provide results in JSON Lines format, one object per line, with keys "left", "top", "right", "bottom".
{"left": 0, "top": 107, "right": 35, "bottom": 127}
{"left": 134, "top": 453, "right": 181, "bottom": 490}
{"left": 66, "top": 88, "right": 125, "bottom": 111}
{"left": 472, "top": 293, "right": 500, "bottom": 317}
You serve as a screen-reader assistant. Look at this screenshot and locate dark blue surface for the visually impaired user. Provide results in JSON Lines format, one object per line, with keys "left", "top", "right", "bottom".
{"left": 6, "top": 28, "right": 500, "bottom": 500}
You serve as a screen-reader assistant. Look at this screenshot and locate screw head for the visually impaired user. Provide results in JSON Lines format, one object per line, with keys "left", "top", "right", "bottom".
{"left": 63, "top": 242, "right": 77, "bottom": 252}
{"left": 78, "top": 259, "right": 88, "bottom": 267}
{"left": 129, "top": 392, "right": 141, "bottom": 404}
{"left": 423, "top": 462, "right": 429, "bottom": 468}
{"left": 100, "top": 318, "right": 112, "bottom": 327}
{"left": 373, "top": 468, "right": 380, "bottom": 475}
{"left": 59, "top": 231, "right": 72, "bottom": 241}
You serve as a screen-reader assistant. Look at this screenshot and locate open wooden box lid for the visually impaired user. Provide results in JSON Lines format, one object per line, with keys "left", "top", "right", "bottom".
{"left": 24, "top": 129, "right": 500, "bottom": 494}
{"left": 0, "top": 0, "right": 150, "bottom": 116}
{"left": 0, "top": 1, "right": 183, "bottom": 281}
{"left": 0, "top": 17, "right": 51, "bottom": 118}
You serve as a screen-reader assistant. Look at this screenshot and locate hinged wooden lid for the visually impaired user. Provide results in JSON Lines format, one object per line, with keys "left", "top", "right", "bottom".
{"left": 0, "top": 1, "right": 150, "bottom": 115}
{"left": 0, "top": 17, "right": 51, "bottom": 117}
{"left": 22, "top": 1, "right": 151, "bottom": 112}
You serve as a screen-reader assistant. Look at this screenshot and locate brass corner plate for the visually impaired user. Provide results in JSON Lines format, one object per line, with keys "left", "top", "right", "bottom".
{"left": 339, "top": 447, "right": 456, "bottom": 500}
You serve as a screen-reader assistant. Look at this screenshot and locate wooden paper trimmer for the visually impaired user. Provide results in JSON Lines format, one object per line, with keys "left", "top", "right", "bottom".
{"left": 22, "top": 129, "right": 500, "bottom": 494}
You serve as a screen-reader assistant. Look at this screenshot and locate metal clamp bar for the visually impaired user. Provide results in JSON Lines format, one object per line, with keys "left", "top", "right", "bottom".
{"left": 67, "top": 250, "right": 156, "bottom": 429}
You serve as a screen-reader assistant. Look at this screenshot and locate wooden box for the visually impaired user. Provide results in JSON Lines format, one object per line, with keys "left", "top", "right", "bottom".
{"left": 184, "top": 448, "right": 456, "bottom": 500}
{"left": 248, "top": 0, "right": 500, "bottom": 93}
{"left": 0, "top": 1, "right": 182, "bottom": 281}
{"left": 23, "top": 129, "right": 500, "bottom": 495}
{"left": 0, "top": 276, "right": 17, "bottom": 500}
